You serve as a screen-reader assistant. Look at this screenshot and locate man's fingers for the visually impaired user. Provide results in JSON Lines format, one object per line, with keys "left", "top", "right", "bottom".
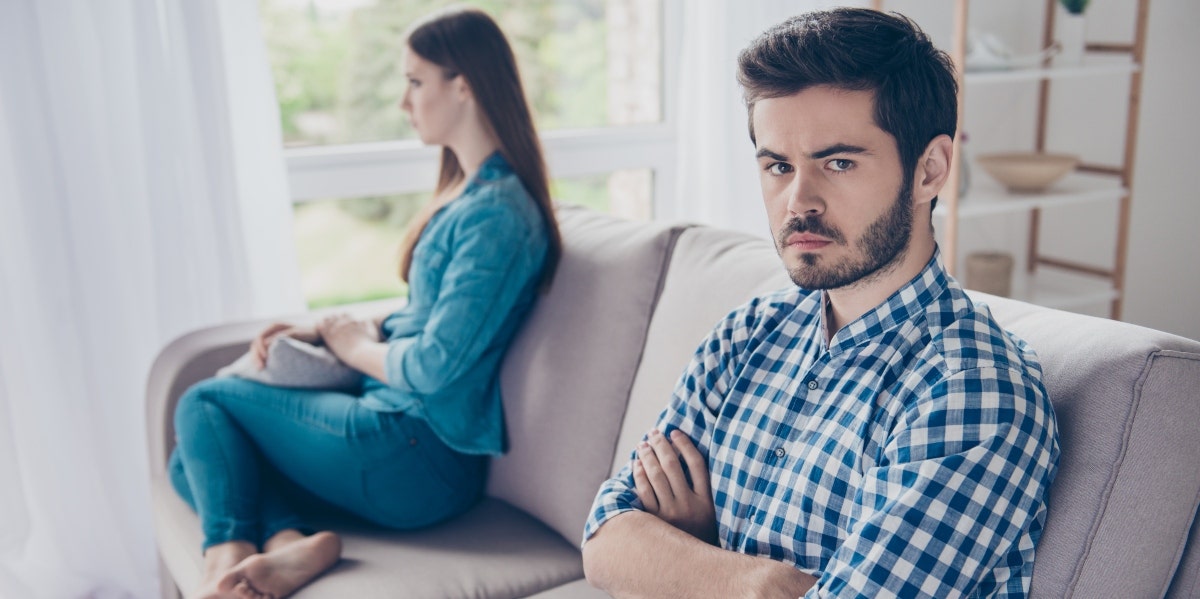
{"left": 648, "top": 431, "right": 691, "bottom": 497}
{"left": 632, "top": 459, "right": 659, "bottom": 513}
{"left": 670, "top": 430, "right": 711, "bottom": 494}
{"left": 637, "top": 441, "right": 675, "bottom": 503}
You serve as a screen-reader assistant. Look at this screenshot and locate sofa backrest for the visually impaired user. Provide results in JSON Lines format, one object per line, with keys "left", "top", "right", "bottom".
{"left": 613, "top": 223, "right": 1200, "bottom": 598}
{"left": 490, "top": 206, "right": 685, "bottom": 545}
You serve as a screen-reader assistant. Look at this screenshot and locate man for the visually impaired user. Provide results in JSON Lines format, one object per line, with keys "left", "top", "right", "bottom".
{"left": 581, "top": 8, "right": 1059, "bottom": 599}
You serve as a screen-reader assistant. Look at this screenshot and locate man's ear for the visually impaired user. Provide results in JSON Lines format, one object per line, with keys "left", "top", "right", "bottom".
{"left": 913, "top": 134, "right": 954, "bottom": 206}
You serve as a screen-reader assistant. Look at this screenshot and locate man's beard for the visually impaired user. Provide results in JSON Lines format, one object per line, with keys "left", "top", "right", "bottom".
{"left": 776, "top": 183, "right": 914, "bottom": 290}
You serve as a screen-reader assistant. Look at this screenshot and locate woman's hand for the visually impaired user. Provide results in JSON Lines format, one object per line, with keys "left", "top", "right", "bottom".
{"left": 633, "top": 429, "right": 719, "bottom": 545}
{"left": 250, "top": 322, "right": 320, "bottom": 369}
{"left": 316, "top": 314, "right": 381, "bottom": 361}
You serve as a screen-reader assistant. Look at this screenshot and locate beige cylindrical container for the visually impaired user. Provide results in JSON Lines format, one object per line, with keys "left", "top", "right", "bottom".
{"left": 965, "top": 252, "right": 1014, "bottom": 297}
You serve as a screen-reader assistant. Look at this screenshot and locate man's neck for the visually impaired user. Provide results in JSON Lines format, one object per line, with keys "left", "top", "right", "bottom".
{"left": 824, "top": 234, "right": 936, "bottom": 344}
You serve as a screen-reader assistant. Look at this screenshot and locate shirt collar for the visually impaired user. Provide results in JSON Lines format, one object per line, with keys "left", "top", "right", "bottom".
{"left": 821, "top": 247, "right": 951, "bottom": 356}
{"left": 464, "top": 151, "right": 512, "bottom": 192}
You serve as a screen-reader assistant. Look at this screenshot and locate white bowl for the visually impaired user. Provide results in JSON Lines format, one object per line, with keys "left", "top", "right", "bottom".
{"left": 977, "top": 152, "right": 1079, "bottom": 192}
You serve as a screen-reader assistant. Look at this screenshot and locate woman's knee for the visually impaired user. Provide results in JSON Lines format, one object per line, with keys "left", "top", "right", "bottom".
{"left": 173, "top": 377, "right": 241, "bottom": 439}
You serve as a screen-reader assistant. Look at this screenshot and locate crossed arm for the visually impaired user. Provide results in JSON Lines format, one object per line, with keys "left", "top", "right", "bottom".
{"left": 582, "top": 429, "right": 816, "bottom": 599}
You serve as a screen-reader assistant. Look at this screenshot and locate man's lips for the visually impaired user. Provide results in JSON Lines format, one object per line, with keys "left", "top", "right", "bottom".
{"left": 784, "top": 232, "right": 833, "bottom": 250}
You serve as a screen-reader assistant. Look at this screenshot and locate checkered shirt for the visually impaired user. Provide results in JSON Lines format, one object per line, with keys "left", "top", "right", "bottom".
{"left": 583, "top": 251, "right": 1060, "bottom": 598}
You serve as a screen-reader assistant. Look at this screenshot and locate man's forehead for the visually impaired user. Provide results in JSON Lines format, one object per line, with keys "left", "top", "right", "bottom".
{"left": 751, "top": 87, "right": 883, "bottom": 152}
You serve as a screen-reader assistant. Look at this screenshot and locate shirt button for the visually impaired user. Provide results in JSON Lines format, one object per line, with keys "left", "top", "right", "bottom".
{"left": 807, "top": 379, "right": 818, "bottom": 390}
{"left": 774, "top": 447, "right": 786, "bottom": 459}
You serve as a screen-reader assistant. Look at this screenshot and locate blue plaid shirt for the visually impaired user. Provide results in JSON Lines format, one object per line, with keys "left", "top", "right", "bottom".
{"left": 584, "top": 251, "right": 1059, "bottom": 598}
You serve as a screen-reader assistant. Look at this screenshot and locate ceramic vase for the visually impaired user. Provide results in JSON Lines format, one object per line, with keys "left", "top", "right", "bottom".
{"left": 1055, "top": 13, "right": 1087, "bottom": 67}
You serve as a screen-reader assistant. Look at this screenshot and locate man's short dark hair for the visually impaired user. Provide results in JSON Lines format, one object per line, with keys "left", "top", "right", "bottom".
{"left": 737, "top": 8, "right": 957, "bottom": 208}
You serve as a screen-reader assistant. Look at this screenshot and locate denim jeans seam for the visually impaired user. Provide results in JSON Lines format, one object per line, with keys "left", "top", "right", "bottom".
{"left": 198, "top": 397, "right": 259, "bottom": 547}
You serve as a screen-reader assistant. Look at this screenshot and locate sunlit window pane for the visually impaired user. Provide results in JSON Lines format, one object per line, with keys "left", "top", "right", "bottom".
{"left": 553, "top": 169, "right": 653, "bottom": 221}
{"left": 292, "top": 194, "right": 414, "bottom": 308}
{"left": 261, "top": 0, "right": 662, "bottom": 148}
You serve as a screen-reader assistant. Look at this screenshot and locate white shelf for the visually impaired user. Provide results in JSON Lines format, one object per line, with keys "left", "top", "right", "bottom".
{"left": 964, "top": 62, "right": 1139, "bottom": 85}
{"left": 1018, "top": 265, "right": 1119, "bottom": 311}
{"left": 934, "top": 173, "right": 1126, "bottom": 219}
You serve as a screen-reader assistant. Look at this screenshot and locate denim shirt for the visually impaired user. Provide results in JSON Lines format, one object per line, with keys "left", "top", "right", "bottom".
{"left": 359, "top": 152, "right": 548, "bottom": 456}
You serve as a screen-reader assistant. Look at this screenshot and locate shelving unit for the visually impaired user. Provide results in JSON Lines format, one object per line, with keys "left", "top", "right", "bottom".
{"left": 872, "top": 0, "right": 1151, "bottom": 319}
{"left": 964, "top": 62, "right": 1138, "bottom": 85}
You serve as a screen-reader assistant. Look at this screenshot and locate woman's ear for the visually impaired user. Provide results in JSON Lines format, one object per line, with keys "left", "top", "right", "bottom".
{"left": 452, "top": 75, "right": 473, "bottom": 103}
{"left": 913, "top": 134, "right": 954, "bottom": 206}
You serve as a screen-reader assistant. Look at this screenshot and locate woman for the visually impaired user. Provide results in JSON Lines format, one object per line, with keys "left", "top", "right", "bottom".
{"left": 169, "top": 8, "right": 562, "bottom": 598}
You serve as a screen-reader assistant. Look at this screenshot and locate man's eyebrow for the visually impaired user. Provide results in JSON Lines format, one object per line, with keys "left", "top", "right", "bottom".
{"left": 755, "top": 148, "right": 788, "bottom": 161}
{"left": 756, "top": 144, "right": 871, "bottom": 162}
{"left": 810, "top": 144, "right": 869, "bottom": 160}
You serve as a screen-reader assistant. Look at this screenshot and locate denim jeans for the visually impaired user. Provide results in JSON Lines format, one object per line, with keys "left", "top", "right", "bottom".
{"left": 169, "top": 377, "right": 486, "bottom": 550}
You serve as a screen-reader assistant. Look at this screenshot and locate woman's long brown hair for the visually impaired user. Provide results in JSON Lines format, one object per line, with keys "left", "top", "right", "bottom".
{"left": 397, "top": 7, "right": 562, "bottom": 289}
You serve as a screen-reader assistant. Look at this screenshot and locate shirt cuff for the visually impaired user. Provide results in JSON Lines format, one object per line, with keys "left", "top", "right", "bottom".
{"left": 384, "top": 336, "right": 418, "bottom": 391}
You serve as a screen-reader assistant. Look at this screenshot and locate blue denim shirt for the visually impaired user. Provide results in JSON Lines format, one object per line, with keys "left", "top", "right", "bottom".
{"left": 359, "top": 152, "right": 548, "bottom": 455}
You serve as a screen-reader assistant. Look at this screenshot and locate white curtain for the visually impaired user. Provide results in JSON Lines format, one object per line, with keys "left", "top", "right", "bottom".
{"left": 669, "top": 0, "right": 852, "bottom": 238}
{"left": 0, "top": 1, "right": 303, "bottom": 597}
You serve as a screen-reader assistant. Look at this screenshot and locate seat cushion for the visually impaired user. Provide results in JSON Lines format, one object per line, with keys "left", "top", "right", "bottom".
{"left": 491, "top": 205, "right": 686, "bottom": 545}
{"left": 151, "top": 477, "right": 583, "bottom": 598}
{"left": 524, "top": 578, "right": 608, "bottom": 598}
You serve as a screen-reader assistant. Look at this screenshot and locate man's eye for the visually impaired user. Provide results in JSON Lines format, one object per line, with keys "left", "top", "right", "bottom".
{"left": 766, "top": 163, "right": 793, "bottom": 175}
{"left": 408, "top": 79, "right": 421, "bottom": 88}
{"left": 828, "top": 159, "right": 854, "bottom": 172}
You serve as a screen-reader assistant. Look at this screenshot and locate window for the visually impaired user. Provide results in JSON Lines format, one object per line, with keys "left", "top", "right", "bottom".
{"left": 261, "top": 0, "right": 676, "bottom": 307}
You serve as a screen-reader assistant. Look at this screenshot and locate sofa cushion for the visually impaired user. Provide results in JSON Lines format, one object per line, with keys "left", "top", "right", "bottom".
{"left": 151, "top": 477, "right": 583, "bottom": 598}
{"left": 964, "top": 292, "right": 1200, "bottom": 598}
{"left": 524, "top": 579, "right": 608, "bottom": 598}
{"left": 491, "top": 205, "right": 686, "bottom": 545}
{"left": 611, "top": 225, "right": 791, "bottom": 475}
{"left": 1168, "top": 508, "right": 1200, "bottom": 598}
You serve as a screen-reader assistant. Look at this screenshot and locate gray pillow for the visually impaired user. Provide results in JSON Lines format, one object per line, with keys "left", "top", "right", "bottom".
{"left": 216, "top": 336, "right": 363, "bottom": 392}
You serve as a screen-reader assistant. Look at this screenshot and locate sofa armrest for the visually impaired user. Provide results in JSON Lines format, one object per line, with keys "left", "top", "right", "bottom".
{"left": 144, "top": 297, "right": 407, "bottom": 477}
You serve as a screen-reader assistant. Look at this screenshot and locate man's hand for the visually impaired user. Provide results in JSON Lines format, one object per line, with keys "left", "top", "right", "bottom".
{"left": 315, "top": 313, "right": 380, "bottom": 361}
{"left": 633, "top": 429, "right": 719, "bottom": 545}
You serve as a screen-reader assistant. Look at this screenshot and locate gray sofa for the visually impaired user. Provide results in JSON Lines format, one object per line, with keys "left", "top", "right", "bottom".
{"left": 146, "top": 206, "right": 1200, "bottom": 598}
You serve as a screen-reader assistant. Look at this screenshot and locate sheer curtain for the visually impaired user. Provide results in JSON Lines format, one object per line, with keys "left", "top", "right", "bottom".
{"left": 669, "top": 0, "right": 849, "bottom": 237}
{"left": 0, "top": 1, "right": 302, "bottom": 597}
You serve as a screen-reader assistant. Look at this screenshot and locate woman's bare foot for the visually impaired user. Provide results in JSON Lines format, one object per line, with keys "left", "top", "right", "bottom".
{"left": 216, "top": 531, "right": 342, "bottom": 599}
{"left": 263, "top": 529, "right": 307, "bottom": 554}
{"left": 189, "top": 541, "right": 257, "bottom": 599}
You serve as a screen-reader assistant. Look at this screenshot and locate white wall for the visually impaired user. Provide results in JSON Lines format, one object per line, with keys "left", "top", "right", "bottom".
{"left": 1121, "top": 0, "right": 1200, "bottom": 341}
{"left": 850, "top": 0, "right": 1199, "bottom": 340}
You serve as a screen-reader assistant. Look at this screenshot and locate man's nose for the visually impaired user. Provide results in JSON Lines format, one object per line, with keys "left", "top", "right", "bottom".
{"left": 787, "top": 167, "right": 825, "bottom": 217}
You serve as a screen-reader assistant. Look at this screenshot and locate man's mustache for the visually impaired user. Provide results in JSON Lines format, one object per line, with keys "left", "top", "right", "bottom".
{"left": 776, "top": 217, "right": 846, "bottom": 247}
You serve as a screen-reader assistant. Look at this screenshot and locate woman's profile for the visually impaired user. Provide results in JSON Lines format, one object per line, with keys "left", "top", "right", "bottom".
{"left": 169, "top": 7, "right": 562, "bottom": 598}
